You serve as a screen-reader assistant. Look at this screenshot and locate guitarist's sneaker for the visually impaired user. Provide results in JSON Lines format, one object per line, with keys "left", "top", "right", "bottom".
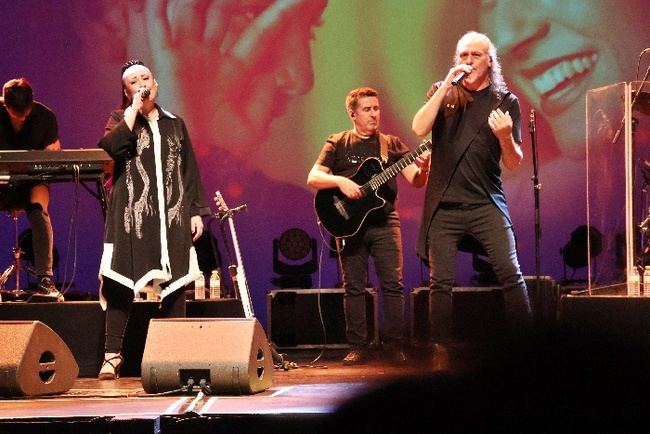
{"left": 342, "top": 349, "right": 368, "bottom": 366}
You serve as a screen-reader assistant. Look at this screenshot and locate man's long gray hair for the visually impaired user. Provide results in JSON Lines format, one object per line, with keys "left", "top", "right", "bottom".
{"left": 455, "top": 31, "right": 508, "bottom": 93}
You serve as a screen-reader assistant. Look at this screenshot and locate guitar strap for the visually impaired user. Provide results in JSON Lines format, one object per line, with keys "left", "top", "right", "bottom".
{"left": 451, "top": 89, "right": 512, "bottom": 165}
{"left": 379, "top": 132, "right": 389, "bottom": 164}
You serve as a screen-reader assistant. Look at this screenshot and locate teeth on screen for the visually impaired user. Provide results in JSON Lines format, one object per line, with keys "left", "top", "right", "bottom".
{"left": 532, "top": 54, "right": 597, "bottom": 95}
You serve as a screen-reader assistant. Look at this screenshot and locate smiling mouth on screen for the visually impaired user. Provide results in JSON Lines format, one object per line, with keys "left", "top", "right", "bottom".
{"left": 525, "top": 53, "right": 599, "bottom": 115}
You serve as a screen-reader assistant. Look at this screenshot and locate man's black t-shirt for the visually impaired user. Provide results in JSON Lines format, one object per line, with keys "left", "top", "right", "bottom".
{"left": 316, "top": 130, "right": 409, "bottom": 219}
{"left": 0, "top": 101, "right": 58, "bottom": 208}
{"left": 0, "top": 101, "right": 58, "bottom": 150}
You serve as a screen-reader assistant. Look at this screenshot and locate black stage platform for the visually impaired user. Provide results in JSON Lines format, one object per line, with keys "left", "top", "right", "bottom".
{"left": 2, "top": 286, "right": 650, "bottom": 433}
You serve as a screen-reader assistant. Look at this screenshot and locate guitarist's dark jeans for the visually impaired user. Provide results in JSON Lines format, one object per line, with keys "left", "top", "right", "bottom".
{"left": 426, "top": 203, "right": 532, "bottom": 343}
{"left": 337, "top": 222, "right": 404, "bottom": 349}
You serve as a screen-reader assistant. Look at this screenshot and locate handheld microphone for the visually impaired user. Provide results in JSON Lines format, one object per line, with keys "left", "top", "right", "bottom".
{"left": 451, "top": 71, "right": 466, "bottom": 86}
{"left": 139, "top": 87, "right": 150, "bottom": 100}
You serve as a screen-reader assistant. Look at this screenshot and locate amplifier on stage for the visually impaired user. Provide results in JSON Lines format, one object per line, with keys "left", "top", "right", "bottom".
{"left": 410, "top": 286, "right": 504, "bottom": 345}
{"left": 525, "top": 275, "right": 561, "bottom": 325}
{"left": 409, "top": 276, "right": 558, "bottom": 345}
{"left": 267, "top": 288, "right": 378, "bottom": 349}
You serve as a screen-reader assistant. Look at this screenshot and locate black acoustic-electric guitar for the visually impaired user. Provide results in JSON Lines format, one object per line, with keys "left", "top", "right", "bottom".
{"left": 314, "top": 139, "right": 432, "bottom": 238}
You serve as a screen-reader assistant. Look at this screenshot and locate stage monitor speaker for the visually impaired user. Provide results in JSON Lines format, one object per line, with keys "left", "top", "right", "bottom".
{"left": 0, "top": 320, "right": 78, "bottom": 396}
{"left": 141, "top": 318, "right": 273, "bottom": 395}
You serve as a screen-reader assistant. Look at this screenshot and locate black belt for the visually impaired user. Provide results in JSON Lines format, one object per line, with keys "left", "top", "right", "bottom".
{"left": 437, "top": 202, "right": 489, "bottom": 210}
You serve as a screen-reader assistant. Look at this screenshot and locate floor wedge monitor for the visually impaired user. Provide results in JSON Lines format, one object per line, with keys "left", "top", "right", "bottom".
{"left": 0, "top": 320, "right": 79, "bottom": 396}
{"left": 141, "top": 318, "right": 273, "bottom": 395}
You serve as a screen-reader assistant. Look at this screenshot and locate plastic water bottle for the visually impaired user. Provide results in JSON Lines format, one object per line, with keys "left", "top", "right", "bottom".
{"left": 644, "top": 266, "right": 650, "bottom": 296}
{"left": 194, "top": 273, "right": 206, "bottom": 300}
{"left": 209, "top": 269, "right": 221, "bottom": 299}
{"left": 628, "top": 267, "right": 641, "bottom": 297}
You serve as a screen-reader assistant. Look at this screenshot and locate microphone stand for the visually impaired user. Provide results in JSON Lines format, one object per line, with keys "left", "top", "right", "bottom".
{"left": 529, "top": 109, "right": 542, "bottom": 311}
{"left": 216, "top": 217, "right": 236, "bottom": 300}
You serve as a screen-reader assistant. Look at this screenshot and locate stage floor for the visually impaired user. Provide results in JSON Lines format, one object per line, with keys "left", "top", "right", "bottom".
{"left": 0, "top": 348, "right": 447, "bottom": 434}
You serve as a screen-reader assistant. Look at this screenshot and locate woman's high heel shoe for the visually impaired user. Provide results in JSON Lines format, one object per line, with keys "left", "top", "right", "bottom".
{"left": 98, "top": 353, "right": 123, "bottom": 380}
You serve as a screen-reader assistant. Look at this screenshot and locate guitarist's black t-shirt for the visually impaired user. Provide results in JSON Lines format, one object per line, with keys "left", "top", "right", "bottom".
{"left": 316, "top": 130, "right": 409, "bottom": 225}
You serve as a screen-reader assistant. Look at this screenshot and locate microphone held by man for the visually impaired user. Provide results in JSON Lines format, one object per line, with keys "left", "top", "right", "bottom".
{"left": 451, "top": 71, "right": 466, "bottom": 86}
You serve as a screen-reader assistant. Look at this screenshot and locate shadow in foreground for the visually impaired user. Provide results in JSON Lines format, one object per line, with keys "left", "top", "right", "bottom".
{"left": 317, "top": 323, "right": 650, "bottom": 433}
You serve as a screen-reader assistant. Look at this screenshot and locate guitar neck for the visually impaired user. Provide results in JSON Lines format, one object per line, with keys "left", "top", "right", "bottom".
{"left": 362, "top": 140, "right": 431, "bottom": 192}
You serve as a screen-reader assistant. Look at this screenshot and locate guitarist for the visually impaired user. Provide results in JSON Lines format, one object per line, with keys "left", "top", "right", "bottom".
{"left": 307, "top": 87, "right": 430, "bottom": 365}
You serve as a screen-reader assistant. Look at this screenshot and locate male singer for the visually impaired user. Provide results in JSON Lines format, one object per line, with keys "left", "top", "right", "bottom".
{"left": 412, "top": 31, "right": 531, "bottom": 356}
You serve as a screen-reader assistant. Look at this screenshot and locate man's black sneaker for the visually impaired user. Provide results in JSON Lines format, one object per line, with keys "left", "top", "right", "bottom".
{"left": 342, "top": 349, "right": 368, "bottom": 366}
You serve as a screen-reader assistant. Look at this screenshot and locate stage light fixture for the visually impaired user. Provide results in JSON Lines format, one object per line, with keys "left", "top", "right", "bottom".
{"left": 272, "top": 228, "right": 317, "bottom": 289}
{"left": 560, "top": 225, "right": 603, "bottom": 284}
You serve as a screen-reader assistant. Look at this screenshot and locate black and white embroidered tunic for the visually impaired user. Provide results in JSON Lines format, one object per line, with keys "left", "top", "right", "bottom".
{"left": 98, "top": 106, "right": 209, "bottom": 300}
